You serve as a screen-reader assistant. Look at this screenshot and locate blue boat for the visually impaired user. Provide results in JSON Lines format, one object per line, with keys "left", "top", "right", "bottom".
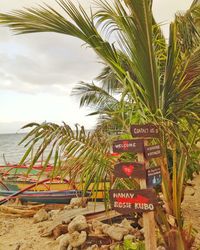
{"left": 0, "top": 189, "right": 90, "bottom": 204}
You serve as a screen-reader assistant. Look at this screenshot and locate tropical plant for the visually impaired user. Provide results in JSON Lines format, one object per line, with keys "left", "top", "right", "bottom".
{"left": 1, "top": 0, "right": 200, "bottom": 249}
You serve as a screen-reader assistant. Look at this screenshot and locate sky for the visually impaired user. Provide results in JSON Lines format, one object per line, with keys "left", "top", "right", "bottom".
{"left": 0, "top": 0, "right": 193, "bottom": 134}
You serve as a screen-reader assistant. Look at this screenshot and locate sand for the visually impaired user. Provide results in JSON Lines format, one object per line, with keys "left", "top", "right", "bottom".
{"left": 0, "top": 175, "right": 200, "bottom": 250}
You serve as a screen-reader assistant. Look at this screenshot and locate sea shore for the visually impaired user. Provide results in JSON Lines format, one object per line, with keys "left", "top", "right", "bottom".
{"left": 0, "top": 174, "right": 200, "bottom": 250}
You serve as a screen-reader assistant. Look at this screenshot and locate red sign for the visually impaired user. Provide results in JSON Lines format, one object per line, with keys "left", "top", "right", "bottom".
{"left": 131, "top": 124, "right": 159, "bottom": 138}
{"left": 114, "top": 162, "right": 146, "bottom": 179}
{"left": 110, "top": 189, "right": 158, "bottom": 214}
{"left": 144, "top": 144, "right": 162, "bottom": 159}
{"left": 112, "top": 139, "right": 144, "bottom": 153}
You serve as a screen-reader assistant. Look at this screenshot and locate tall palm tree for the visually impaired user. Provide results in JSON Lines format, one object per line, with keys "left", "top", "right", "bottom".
{"left": 1, "top": 0, "right": 200, "bottom": 248}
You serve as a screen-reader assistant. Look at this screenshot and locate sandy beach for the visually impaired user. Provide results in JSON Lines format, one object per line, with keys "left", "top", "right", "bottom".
{"left": 0, "top": 175, "right": 199, "bottom": 249}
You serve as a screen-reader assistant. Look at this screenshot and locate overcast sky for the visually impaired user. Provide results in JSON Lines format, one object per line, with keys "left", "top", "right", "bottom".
{"left": 0, "top": 0, "right": 193, "bottom": 133}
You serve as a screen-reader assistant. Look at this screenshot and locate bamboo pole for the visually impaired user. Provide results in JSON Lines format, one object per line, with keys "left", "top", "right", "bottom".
{"left": 137, "top": 139, "right": 157, "bottom": 250}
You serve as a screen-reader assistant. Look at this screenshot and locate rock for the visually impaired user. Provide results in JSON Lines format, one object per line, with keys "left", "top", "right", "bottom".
{"left": 68, "top": 231, "right": 87, "bottom": 247}
{"left": 68, "top": 215, "right": 87, "bottom": 233}
{"left": 102, "top": 224, "right": 110, "bottom": 235}
{"left": 56, "top": 234, "right": 66, "bottom": 243}
{"left": 33, "top": 208, "right": 49, "bottom": 223}
{"left": 70, "top": 197, "right": 88, "bottom": 207}
{"left": 85, "top": 244, "right": 99, "bottom": 250}
{"left": 91, "top": 220, "right": 104, "bottom": 234}
{"left": 67, "top": 245, "right": 73, "bottom": 250}
{"left": 106, "top": 225, "right": 129, "bottom": 241}
{"left": 52, "top": 224, "right": 69, "bottom": 239}
{"left": 92, "top": 220, "right": 104, "bottom": 230}
{"left": 120, "top": 219, "right": 136, "bottom": 233}
{"left": 59, "top": 234, "right": 70, "bottom": 250}
{"left": 49, "top": 209, "right": 60, "bottom": 218}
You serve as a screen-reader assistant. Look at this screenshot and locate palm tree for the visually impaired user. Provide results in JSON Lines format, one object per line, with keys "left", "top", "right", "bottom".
{"left": 1, "top": 0, "right": 200, "bottom": 248}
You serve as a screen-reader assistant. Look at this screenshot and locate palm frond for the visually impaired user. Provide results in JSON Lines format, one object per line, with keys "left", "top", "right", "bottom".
{"left": 71, "top": 81, "right": 119, "bottom": 109}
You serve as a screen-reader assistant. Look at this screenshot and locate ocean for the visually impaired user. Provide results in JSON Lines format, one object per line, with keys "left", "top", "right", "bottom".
{"left": 0, "top": 133, "right": 32, "bottom": 165}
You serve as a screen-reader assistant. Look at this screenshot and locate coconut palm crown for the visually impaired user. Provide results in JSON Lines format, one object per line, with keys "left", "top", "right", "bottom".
{"left": 1, "top": 0, "right": 200, "bottom": 249}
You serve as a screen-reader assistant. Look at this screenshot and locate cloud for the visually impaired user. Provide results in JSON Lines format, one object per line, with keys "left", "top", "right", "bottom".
{"left": 0, "top": 0, "right": 103, "bottom": 95}
{"left": 0, "top": 31, "right": 102, "bottom": 95}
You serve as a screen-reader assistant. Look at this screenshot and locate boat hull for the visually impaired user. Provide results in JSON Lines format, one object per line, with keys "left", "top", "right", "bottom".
{"left": 0, "top": 190, "right": 89, "bottom": 204}
{"left": 1, "top": 180, "right": 109, "bottom": 200}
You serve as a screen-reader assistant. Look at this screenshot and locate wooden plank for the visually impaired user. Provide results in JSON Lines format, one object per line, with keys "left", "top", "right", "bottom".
{"left": 131, "top": 124, "right": 159, "bottom": 138}
{"left": 114, "top": 162, "right": 146, "bottom": 179}
{"left": 109, "top": 189, "right": 158, "bottom": 214}
{"left": 144, "top": 144, "right": 162, "bottom": 160}
{"left": 112, "top": 139, "right": 144, "bottom": 153}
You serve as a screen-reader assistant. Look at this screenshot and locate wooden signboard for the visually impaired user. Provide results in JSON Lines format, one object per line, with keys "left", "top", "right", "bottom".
{"left": 147, "top": 167, "right": 162, "bottom": 188}
{"left": 144, "top": 144, "right": 162, "bottom": 160}
{"left": 110, "top": 189, "right": 158, "bottom": 214}
{"left": 114, "top": 162, "right": 146, "bottom": 179}
{"left": 131, "top": 124, "right": 159, "bottom": 138}
{"left": 112, "top": 139, "right": 143, "bottom": 153}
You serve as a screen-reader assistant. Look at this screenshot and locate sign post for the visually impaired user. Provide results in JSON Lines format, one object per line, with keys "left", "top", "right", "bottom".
{"left": 110, "top": 124, "right": 162, "bottom": 250}
{"left": 130, "top": 125, "right": 160, "bottom": 250}
{"left": 138, "top": 140, "right": 157, "bottom": 250}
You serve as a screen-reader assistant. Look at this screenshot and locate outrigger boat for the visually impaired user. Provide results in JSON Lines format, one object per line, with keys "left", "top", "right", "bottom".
{"left": 0, "top": 164, "right": 109, "bottom": 201}
{"left": 0, "top": 189, "right": 90, "bottom": 205}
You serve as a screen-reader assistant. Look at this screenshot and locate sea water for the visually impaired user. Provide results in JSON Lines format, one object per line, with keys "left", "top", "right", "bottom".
{"left": 0, "top": 133, "right": 27, "bottom": 165}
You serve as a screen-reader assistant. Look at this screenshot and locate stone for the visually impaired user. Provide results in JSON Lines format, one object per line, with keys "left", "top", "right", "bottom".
{"left": 49, "top": 209, "right": 60, "bottom": 218}
{"left": 68, "top": 231, "right": 87, "bottom": 247}
{"left": 52, "top": 224, "right": 69, "bottom": 239}
{"left": 124, "top": 234, "right": 136, "bottom": 241}
{"left": 101, "top": 224, "right": 110, "bottom": 235}
{"left": 33, "top": 208, "right": 49, "bottom": 223}
{"left": 70, "top": 197, "right": 88, "bottom": 207}
{"left": 59, "top": 234, "right": 70, "bottom": 250}
{"left": 120, "top": 219, "right": 135, "bottom": 233}
{"left": 91, "top": 220, "right": 104, "bottom": 234}
{"left": 68, "top": 215, "right": 87, "bottom": 233}
{"left": 106, "top": 225, "right": 129, "bottom": 241}
{"left": 85, "top": 244, "right": 99, "bottom": 250}
{"left": 56, "top": 234, "right": 66, "bottom": 243}
{"left": 157, "top": 247, "right": 166, "bottom": 250}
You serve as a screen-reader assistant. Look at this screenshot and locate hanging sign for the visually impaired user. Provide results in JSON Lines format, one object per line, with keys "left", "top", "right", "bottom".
{"left": 131, "top": 124, "right": 159, "bottom": 138}
{"left": 112, "top": 139, "right": 143, "bottom": 153}
{"left": 114, "top": 162, "right": 146, "bottom": 179}
{"left": 110, "top": 189, "right": 158, "bottom": 214}
{"left": 144, "top": 144, "right": 162, "bottom": 159}
{"left": 147, "top": 167, "right": 162, "bottom": 188}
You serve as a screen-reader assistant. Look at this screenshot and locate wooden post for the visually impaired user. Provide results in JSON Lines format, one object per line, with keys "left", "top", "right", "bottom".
{"left": 137, "top": 139, "right": 157, "bottom": 250}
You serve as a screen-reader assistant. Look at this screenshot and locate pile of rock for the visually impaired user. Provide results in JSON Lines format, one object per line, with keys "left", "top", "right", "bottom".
{"left": 56, "top": 215, "right": 144, "bottom": 250}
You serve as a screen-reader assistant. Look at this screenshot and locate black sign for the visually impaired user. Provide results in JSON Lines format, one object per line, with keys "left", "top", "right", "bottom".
{"left": 131, "top": 124, "right": 159, "bottom": 138}
{"left": 147, "top": 167, "right": 162, "bottom": 188}
{"left": 144, "top": 144, "right": 162, "bottom": 159}
{"left": 110, "top": 189, "right": 158, "bottom": 214}
{"left": 112, "top": 139, "right": 144, "bottom": 153}
{"left": 114, "top": 162, "right": 146, "bottom": 179}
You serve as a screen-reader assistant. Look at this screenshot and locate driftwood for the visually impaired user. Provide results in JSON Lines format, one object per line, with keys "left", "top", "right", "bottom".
{"left": 0, "top": 205, "right": 37, "bottom": 217}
